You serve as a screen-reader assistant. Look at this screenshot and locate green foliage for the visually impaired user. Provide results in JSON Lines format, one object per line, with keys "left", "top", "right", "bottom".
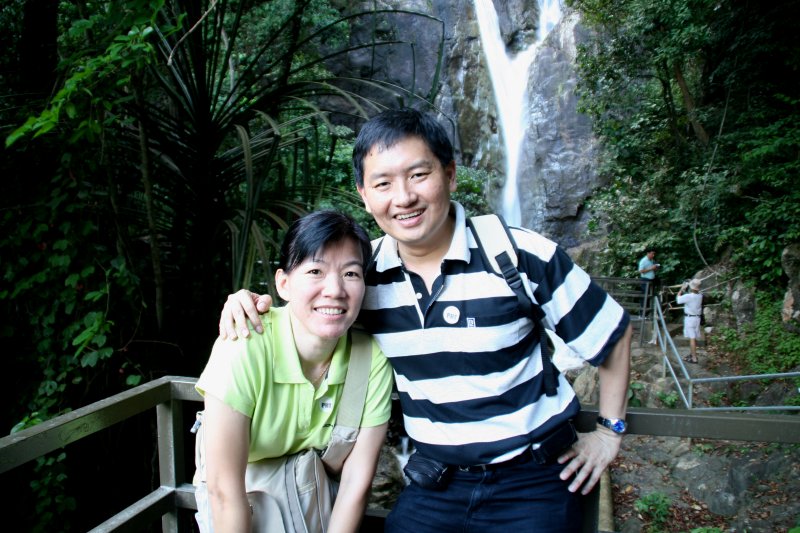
{"left": 717, "top": 98, "right": 800, "bottom": 285}
{"left": 657, "top": 390, "right": 680, "bottom": 409}
{"left": 6, "top": 0, "right": 167, "bottom": 147}
{"left": 29, "top": 453, "right": 76, "bottom": 533}
{"left": 627, "top": 381, "right": 645, "bottom": 407}
{"left": 453, "top": 166, "right": 493, "bottom": 217}
{"left": 714, "top": 294, "right": 800, "bottom": 375}
{"left": 690, "top": 528, "right": 723, "bottom": 533}
{"left": 707, "top": 391, "right": 726, "bottom": 407}
{"left": 569, "top": 0, "right": 800, "bottom": 289}
{"left": 692, "top": 442, "right": 714, "bottom": 455}
{"left": 634, "top": 491, "right": 672, "bottom": 532}
{"left": 2, "top": 176, "right": 140, "bottom": 416}
{"left": 0, "top": 171, "right": 141, "bottom": 530}
{"left": 2, "top": 0, "right": 445, "bottom": 527}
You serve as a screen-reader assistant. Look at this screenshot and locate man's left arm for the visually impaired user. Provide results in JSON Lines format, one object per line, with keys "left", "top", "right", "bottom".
{"left": 557, "top": 323, "right": 632, "bottom": 495}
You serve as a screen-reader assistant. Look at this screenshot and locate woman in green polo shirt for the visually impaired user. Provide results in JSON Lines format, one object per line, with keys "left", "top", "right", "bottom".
{"left": 195, "top": 211, "right": 393, "bottom": 532}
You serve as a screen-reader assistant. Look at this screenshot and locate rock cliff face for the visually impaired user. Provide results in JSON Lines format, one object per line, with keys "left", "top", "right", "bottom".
{"left": 327, "top": 1, "right": 601, "bottom": 247}
{"left": 516, "top": 10, "right": 599, "bottom": 247}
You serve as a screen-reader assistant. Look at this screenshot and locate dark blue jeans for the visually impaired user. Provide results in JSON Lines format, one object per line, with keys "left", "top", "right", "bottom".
{"left": 385, "top": 460, "right": 582, "bottom": 533}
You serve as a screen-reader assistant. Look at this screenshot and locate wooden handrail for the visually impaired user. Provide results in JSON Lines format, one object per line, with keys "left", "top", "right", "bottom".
{"left": 2, "top": 376, "right": 798, "bottom": 531}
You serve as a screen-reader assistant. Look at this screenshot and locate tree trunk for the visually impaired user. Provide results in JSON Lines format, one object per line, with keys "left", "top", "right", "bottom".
{"left": 657, "top": 61, "right": 683, "bottom": 148}
{"left": 20, "top": 0, "right": 58, "bottom": 97}
{"left": 673, "top": 62, "right": 710, "bottom": 146}
{"left": 133, "top": 84, "right": 165, "bottom": 330}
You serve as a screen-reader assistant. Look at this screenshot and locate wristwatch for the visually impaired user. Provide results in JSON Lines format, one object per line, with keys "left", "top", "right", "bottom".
{"left": 597, "top": 416, "right": 627, "bottom": 435}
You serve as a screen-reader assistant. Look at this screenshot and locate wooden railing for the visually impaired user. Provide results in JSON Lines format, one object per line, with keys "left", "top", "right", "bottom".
{"left": 1, "top": 376, "right": 798, "bottom": 532}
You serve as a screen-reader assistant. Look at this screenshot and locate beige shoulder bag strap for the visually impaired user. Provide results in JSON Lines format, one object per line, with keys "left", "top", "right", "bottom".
{"left": 319, "top": 329, "right": 373, "bottom": 472}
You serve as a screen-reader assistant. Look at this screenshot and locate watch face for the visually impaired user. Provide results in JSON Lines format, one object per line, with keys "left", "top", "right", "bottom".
{"left": 599, "top": 416, "right": 626, "bottom": 434}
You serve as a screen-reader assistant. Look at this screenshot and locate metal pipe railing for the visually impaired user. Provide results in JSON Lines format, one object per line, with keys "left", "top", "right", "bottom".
{"left": 649, "top": 295, "right": 800, "bottom": 411}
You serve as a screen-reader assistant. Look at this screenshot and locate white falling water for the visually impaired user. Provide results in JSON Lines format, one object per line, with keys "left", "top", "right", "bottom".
{"left": 474, "top": 0, "right": 563, "bottom": 227}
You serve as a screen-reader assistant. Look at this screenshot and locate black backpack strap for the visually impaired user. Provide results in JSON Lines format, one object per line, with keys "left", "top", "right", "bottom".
{"left": 370, "top": 236, "right": 384, "bottom": 265}
{"left": 467, "top": 215, "right": 559, "bottom": 396}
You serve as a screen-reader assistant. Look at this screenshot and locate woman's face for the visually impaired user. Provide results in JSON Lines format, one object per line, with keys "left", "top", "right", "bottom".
{"left": 275, "top": 238, "right": 365, "bottom": 342}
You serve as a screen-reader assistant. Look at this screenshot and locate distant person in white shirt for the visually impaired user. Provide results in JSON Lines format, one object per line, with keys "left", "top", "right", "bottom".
{"left": 676, "top": 279, "right": 703, "bottom": 363}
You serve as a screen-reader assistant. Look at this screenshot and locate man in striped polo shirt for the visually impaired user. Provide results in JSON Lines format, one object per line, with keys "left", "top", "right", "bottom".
{"left": 219, "top": 108, "right": 632, "bottom": 532}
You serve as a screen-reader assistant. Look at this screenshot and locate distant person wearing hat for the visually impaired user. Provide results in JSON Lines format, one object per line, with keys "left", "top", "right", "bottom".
{"left": 676, "top": 279, "right": 703, "bottom": 363}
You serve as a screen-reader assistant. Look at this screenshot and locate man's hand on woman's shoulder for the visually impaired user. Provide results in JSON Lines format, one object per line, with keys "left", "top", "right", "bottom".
{"left": 219, "top": 290, "right": 272, "bottom": 340}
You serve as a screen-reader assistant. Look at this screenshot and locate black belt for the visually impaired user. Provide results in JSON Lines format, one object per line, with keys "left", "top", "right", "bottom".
{"left": 455, "top": 421, "right": 578, "bottom": 472}
{"left": 686, "top": 314, "right": 701, "bottom": 317}
{"left": 456, "top": 447, "right": 534, "bottom": 472}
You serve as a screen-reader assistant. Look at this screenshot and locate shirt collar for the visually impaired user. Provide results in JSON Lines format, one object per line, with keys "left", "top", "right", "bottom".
{"left": 372, "top": 201, "right": 470, "bottom": 273}
{"left": 272, "top": 306, "right": 349, "bottom": 385}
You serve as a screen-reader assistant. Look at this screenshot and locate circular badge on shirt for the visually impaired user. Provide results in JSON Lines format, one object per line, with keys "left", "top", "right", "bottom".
{"left": 443, "top": 305, "right": 460, "bottom": 324}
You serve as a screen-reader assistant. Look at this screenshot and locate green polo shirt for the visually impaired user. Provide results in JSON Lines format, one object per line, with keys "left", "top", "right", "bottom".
{"left": 196, "top": 306, "right": 393, "bottom": 462}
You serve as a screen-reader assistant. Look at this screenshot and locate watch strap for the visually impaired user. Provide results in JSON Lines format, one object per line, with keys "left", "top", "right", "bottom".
{"left": 597, "top": 416, "right": 627, "bottom": 434}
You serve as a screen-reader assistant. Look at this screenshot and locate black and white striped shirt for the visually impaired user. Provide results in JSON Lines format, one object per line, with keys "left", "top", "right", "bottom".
{"left": 358, "top": 203, "right": 629, "bottom": 465}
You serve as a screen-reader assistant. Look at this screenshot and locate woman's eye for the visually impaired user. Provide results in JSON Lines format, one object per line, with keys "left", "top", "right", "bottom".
{"left": 307, "top": 268, "right": 322, "bottom": 276}
{"left": 344, "top": 271, "right": 362, "bottom": 279}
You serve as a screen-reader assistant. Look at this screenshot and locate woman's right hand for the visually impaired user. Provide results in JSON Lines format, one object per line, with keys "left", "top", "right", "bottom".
{"left": 219, "top": 289, "right": 273, "bottom": 340}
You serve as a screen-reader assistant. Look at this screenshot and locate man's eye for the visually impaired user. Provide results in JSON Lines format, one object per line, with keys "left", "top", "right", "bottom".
{"left": 374, "top": 181, "right": 390, "bottom": 189}
{"left": 344, "top": 271, "right": 362, "bottom": 279}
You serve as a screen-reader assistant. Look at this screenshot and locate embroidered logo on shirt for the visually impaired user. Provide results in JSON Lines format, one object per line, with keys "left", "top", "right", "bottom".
{"left": 319, "top": 398, "right": 333, "bottom": 412}
{"left": 443, "top": 305, "right": 460, "bottom": 324}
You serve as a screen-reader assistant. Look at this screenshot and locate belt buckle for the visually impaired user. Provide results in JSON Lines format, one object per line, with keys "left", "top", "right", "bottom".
{"left": 458, "top": 463, "right": 488, "bottom": 472}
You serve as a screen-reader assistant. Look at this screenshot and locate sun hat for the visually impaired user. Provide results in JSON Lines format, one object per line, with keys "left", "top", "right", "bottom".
{"left": 689, "top": 278, "right": 701, "bottom": 290}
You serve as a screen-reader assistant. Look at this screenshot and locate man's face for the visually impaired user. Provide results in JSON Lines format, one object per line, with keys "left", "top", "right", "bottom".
{"left": 647, "top": 251, "right": 656, "bottom": 260}
{"left": 356, "top": 136, "right": 456, "bottom": 254}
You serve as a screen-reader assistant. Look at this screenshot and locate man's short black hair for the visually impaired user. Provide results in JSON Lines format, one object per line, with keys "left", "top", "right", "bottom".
{"left": 352, "top": 107, "right": 454, "bottom": 188}
{"left": 278, "top": 210, "right": 372, "bottom": 273}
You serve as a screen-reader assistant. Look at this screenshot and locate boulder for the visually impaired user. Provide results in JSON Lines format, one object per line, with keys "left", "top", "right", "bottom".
{"left": 731, "top": 280, "right": 756, "bottom": 330}
{"left": 781, "top": 243, "right": 800, "bottom": 332}
{"left": 368, "top": 444, "right": 406, "bottom": 511}
{"left": 569, "top": 364, "right": 599, "bottom": 404}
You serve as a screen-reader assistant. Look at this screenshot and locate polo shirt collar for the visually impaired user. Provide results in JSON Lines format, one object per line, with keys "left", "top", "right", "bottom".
{"left": 272, "top": 306, "right": 349, "bottom": 385}
{"left": 372, "top": 201, "right": 470, "bottom": 273}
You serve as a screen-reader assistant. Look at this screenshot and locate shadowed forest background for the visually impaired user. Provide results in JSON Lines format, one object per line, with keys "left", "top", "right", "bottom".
{"left": 1, "top": 0, "right": 798, "bottom": 531}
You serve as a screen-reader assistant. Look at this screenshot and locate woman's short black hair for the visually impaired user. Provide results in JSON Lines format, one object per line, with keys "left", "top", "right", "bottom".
{"left": 352, "top": 107, "right": 454, "bottom": 188}
{"left": 278, "top": 211, "right": 372, "bottom": 273}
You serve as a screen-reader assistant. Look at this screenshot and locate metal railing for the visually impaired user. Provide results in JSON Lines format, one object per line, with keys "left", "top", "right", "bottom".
{"left": 1, "top": 376, "right": 798, "bottom": 532}
{"left": 592, "top": 277, "right": 651, "bottom": 345}
{"left": 648, "top": 295, "right": 800, "bottom": 411}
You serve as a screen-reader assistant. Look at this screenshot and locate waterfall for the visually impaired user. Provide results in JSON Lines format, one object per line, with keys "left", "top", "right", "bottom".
{"left": 474, "top": 0, "right": 563, "bottom": 227}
